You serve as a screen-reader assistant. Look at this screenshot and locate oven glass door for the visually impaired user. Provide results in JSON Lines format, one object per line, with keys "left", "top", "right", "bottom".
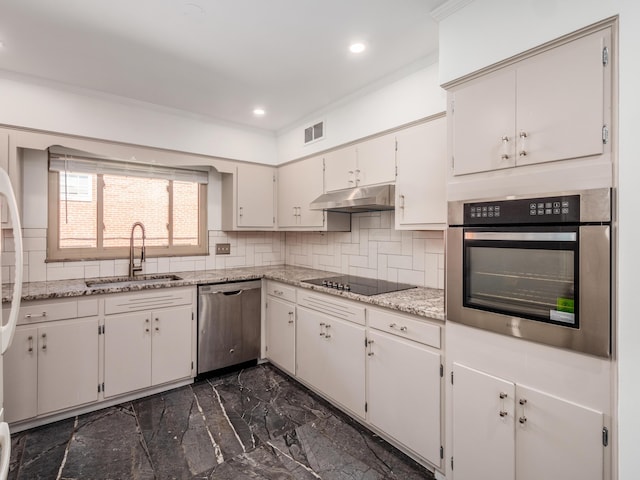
{"left": 463, "top": 227, "right": 579, "bottom": 327}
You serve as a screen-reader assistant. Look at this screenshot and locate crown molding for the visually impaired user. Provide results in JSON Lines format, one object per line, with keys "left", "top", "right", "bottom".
{"left": 430, "top": 0, "right": 475, "bottom": 22}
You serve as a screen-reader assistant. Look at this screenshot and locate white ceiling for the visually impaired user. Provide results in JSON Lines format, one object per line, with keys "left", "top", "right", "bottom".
{"left": 0, "top": 0, "right": 444, "bottom": 132}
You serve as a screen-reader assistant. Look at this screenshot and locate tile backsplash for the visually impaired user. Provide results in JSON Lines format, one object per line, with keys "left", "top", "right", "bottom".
{"left": 2, "top": 211, "right": 444, "bottom": 289}
{"left": 285, "top": 211, "right": 445, "bottom": 289}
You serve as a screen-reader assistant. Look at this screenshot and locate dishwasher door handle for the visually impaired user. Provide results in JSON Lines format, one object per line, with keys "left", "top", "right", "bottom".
{"left": 203, "top": 289, "right": 244, "bottom": 296}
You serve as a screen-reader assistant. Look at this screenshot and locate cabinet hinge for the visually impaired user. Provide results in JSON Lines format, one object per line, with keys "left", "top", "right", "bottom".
{"left": 440, "top": 364, "right": 444, "bottom": 378}
{"left": 451, "top": 156, "right": 455, "bottom": 170}
{"left": 192, "top": 312, "right": 194, "bottom": 320}
{"left": 364, "top": 337, "right": 368, "bottom": 347}
{"left": 451, "top": 457, "right": 454, "bottom": 470}
{"left": 602, "top": 427, "right": 609, "bottom": 447}
{"left": 602, "top": 46, "right": 609, "bottom": 66}
{"left": 273, "top": 174, "right": 276, "bottom": 182}
{"left": 98, "top": 383, "right": 101, "bottom": 393}
{"left": 450, "top": 371, "right": 454, "bottom": 385}
{"left": 395, "top": 139, "right": 398, "bottom": 152}
{"left": 602, "top": 125, "right": 609, "bottom": 145}
{"left": 440, "top": 446, "right": 444, "bottom": 460}
{"left": 191, "top": 361, "right": 194, "bottom": 371}
{"left": 98, "top": 325, "right": 101, "bottom": 335}
{"left": 273, "top": 216, "right": 276, "bottom": 224}
{"left": 365, "top": 402, "right": 368, "bottom": 413}
{"left": 450, "top": 100, "right": 455, "bottom": 114}
{"left": 265, "top": 345, "right": 268, "bottom": 352}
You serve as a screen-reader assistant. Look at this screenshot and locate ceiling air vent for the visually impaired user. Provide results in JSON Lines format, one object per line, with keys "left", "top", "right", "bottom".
{"left": 304, "top": 121, "right": 324, "bottom": 144}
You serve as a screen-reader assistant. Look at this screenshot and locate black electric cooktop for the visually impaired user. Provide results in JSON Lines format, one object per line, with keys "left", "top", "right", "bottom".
{"left": 303, "top": 275, "right": 417, "bottom": 296}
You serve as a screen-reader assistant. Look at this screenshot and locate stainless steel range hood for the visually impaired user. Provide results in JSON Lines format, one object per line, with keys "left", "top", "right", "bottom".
{"left": 310, "top": 184, "right": 395, "bottom": 213}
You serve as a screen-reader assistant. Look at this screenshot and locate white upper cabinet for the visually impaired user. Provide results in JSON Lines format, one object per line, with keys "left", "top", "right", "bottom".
{"left": 395, "top": 116, "right": 447, "bottom": 230}
{"left": 355, "top": 132, "right": 397, "bottom": 187}
{"left": 450, "top": 27, "right": 611, "bottom": 177}
{"left": 324, "top": 133, "right": 396, "bottom": 192}
{"left": 324, "top": 145, "right": 358, "bottom": 192}
{"left": 222, "top": 163, "right": 276, "bottom": 230}
{"left": 277, "top": 156, "right": 324, "bottom": 228}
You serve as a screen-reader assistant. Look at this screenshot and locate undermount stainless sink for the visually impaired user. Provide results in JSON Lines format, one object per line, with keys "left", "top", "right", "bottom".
{"left": 85, "top": 274, "right": 183, "bottom": 289}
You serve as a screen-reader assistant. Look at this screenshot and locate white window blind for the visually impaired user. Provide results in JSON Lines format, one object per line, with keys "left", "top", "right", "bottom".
{"left": 49, "top": 147, "right": 208, "bottom": 184}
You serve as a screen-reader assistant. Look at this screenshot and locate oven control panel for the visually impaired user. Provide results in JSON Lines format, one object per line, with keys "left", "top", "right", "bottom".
{"left": 464, "top": 194, "right": 580, "bottom": 224}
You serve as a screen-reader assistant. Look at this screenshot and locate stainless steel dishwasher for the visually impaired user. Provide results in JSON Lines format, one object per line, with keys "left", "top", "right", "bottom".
{"left": 197, "top": 280, "right": 262, "bottom": 376}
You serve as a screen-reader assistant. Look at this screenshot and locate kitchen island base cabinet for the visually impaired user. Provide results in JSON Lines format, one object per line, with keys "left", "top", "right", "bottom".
{"left": 104, "top": 305, "right": 193, "bottom": 398}
{"left": 296, "top": 305, "right": 366, "bottom": 419}
{"left": 3, "top": 318, "right": 99, "bottom": 424}
{"left": 452, "top": 363, "right": 604, "bottom": 480}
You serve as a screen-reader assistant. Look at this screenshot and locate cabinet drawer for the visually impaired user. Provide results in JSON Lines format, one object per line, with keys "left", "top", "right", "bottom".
{"left": 297, "top": 289, "right": 365, "bottom": 326}
{"left": 105, "top": 287, "right": 193, "bottom": 315}
{"left": 8, "top": 298, "right": 96, "bottom": 325}
{"left": 266, "top": 281, "right": 296, "bottom": 303}
{"left": 368, "top": 308, "right": 441, "bottom": 349}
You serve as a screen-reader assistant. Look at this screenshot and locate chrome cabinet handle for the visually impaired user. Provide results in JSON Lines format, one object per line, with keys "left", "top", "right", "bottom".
{"left": 319, "top": 322, "right": 325, "bottom": 336}
{"left": 28, "top": 335, "right": 33, "bottom": 353}
{"left": 501, "top": 135, "right": 510, "bottom": 160}
{"left": 518, "top": 398, "right": 528, "bottom": 425}
{"left": 400, "top": 326, "right": 407, "bottom": 332}
{"left": 367, "top": 339, "right": 374, "bottom": 356}
{"left": 288, "top": 311, "right": 294, "bottom": 324}
{"left": 41, "top": 333, "right": 47, "bottom": 350}
{"left": 25, "top": 311, "right": 47, "bottom": 319}
{"left": 324, "top": 324, "right": 331, "bottom": 339}
{"left": 519, "top": 131, "right": 528, "bottom": 156}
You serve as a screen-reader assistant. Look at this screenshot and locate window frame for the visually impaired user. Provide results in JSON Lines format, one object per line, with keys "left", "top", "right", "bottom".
{"left": 47, "top": 170, "right": 208, "bottom": 262}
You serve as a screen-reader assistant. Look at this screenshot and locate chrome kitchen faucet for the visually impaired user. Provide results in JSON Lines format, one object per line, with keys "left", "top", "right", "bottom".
{"left": 129, "top": 222, "right": 146, "bottom": 277}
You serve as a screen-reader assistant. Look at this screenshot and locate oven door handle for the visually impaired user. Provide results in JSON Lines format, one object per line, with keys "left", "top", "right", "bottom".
{"left": 464, "top": 231, "right": 577, "bottom": 242}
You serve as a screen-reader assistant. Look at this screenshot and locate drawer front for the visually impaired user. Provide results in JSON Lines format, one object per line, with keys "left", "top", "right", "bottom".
{"left": 297, "top": 289, "right": 365, "bottom": 326}
{"left": 266, "top": 281, "right": 296, "bottom": 303}
{"left": 10, "top": 299, "right": 79, "bottom": 325}
{"left": 105, "top": 287, "right": 193, "bottom": 315}
{"left": 368, "top": 308, "right": 441, "bottom": 349}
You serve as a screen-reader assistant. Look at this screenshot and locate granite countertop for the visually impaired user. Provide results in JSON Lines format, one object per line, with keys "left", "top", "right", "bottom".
{"left": 2, "top": 265, "right": 444, "bottom": 321}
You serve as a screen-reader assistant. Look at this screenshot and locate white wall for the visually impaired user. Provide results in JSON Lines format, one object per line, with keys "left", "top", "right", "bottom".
{"left": 276, "top": 62, "right": 446, "bottom": 163}
{"left": 0, "top": 71, "right": 278, "bottom": 165}
{"left": 438, "top": 1, "right": 640, "bottom": 478}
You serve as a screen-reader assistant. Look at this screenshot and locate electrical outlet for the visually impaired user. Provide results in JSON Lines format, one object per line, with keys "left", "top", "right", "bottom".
{"left": 215, "top": 243, "right": 231, "bottom": 255}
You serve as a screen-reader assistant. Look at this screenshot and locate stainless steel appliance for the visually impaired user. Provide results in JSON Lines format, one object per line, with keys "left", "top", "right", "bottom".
{"left": 447, "top": 188, "right": 612, "bottom": 357}
{"left": 309, "top": 184, "right": 395, "bottom": 213}
{"left": 197, "top": 280, "right": 261, "bottom": 376}
{"left": 303, "top": 274, "right": 416, "bottom": 296}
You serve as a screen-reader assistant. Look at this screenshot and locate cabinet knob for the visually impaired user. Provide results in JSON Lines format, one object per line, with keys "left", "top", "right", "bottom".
{"left": 155, "top": 327, "right": 160, "bottom": 332}
{"left": 389, "top": 323, "right": 396, "bottom": 328}
{"left": 145, "top": 328, "right": 150, "bottom": 333}
{"left": 400, "top": 326, "right": 407, "bottom": 332}
{"left": 230, "top": 348, "right": 235, "bottom": 354}
{"left": 519, "top": 150, "right": 528, "bottom": 156}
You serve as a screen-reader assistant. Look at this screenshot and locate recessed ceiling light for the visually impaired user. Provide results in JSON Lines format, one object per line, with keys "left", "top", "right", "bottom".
{"left": 349, "top": 42, "right": 366, "bottom": 54}
{"left": 253, "top": 108, "right": 266, "bottom": 116}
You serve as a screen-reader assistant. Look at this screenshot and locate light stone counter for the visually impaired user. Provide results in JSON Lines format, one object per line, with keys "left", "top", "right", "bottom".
{"left": 2, "top": 265, "right": 444, "bottom": 321}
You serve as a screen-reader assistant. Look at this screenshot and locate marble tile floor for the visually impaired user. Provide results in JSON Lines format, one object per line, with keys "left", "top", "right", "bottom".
{"left": 8, "top": 364, "right": 435, "bottom": 479}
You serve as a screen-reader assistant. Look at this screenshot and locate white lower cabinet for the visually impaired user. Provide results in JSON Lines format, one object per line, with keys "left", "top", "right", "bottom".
{"left": 452, "top": 363, "right": 604, "bottom": 480}
{"left": 104, "top": 305, "right": 193, "bottom": 398}
{"left": 265, "top": 283, "right": 296, "bottom": 375}
{"left": 296, "top": 304, "right": 366, "bottom": 419}
{"left": 367, "top": 329, "right": 442, "bottom": 467}
{"left": 4, "top": 318, "right": 99, "bottom": 423}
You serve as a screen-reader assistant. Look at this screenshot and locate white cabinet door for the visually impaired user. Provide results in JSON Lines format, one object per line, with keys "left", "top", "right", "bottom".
{"left": 367, "top": 330, "right": 441, "bottom": 466}
{"left": 104, "top": 312, "right": 152, "bottom": 397}
{"left": 265, "top": 296, "right": 296, "bottom": 375}
{"left": 355, "top": 132, "right": 396, "bottom": 187}
{"left": 395, "top": 117, "right": 447, "bottom": 229}
{"left": 296, "top": 305, "right": 366, "bottom": 418}
{"left": 516, "top": 29, "right": 609, "bottom": 167}
{"left": 296, "top": 306, "right": 327, "bottom": 393}
{"left": 3, "top": 327, "right": 38, "bottom": 423}
{"left": 515, "top": 384, "right": 604, "bottom": 480}
{"left": 451, "top": 69, "right": 517, "bottom": 176}
{"left": 324, "top": 146, "right": 357, "bottom": 192}
{"left": 322, "top": 315, "right": 366, "bottom": 418}
{"left": 151, "top": 306, "right": 193, "bottom": 386}
{"left": 277, "top": 156, "right": 324, "bottom": 228}
{"left": 237, "top": 163, "right": 275, "bottom": 228}
{"left": 452, "top": 363, "right": 515, "bottom": 480}
{"left": 37, "top": 318, "right": 99, "bottom": 415}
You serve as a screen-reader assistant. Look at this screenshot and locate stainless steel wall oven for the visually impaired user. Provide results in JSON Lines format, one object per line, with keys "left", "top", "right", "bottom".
{"left": 447, "top": 188, "right": 612, "bottom": 357}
